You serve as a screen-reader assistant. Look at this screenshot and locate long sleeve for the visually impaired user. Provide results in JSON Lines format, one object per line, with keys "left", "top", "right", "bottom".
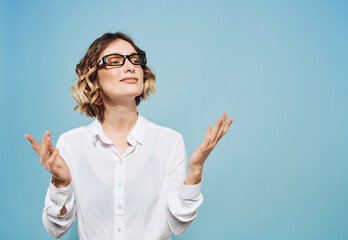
{"left": 166, "top": 134, "right": 204, "bottom": 236}
{"left": 42, "top": 135, "right": 76, "bottom": 239}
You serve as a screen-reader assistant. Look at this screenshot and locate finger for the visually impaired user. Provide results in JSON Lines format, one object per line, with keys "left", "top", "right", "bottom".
{"left": 40, "top": 140, "right": 47, "bottom": 166}
{"left": 24, "top": 134, "right": 41, "bottom": 155}
{"left": 202, "top": 124, "right": 213, "bottom": 146}
{"left": 48, "top": 141, "right": 55, "bottom": 155}
{"left": 206, "top": 124, "right": 212, "bottom": 135}
{"left": 219, "top": 118, "right": 234, "bottom": 140}
{"left": 213, "top": 113, "right": 227, "bottom": 143}
{"left": 212, "top": 117, "right": 224, "bottom": 137}
{"left": 47, "top": 136, "right": 55, "bottom": 156}
{"left": 217, "top": 114, "right": 228, "bottom": 141}
{"left": 40, "top": 131, "right": 51, "bottom": 165}
{"left": 40, "top": 132, "right": 50, "bottom": 160}
{"left": 224, "top": 118, "right": 234, "bottom": 134}
{"left": 46, "top": 133, "right": 54, "bottom": 154}
{"left": 210, "top": 119, "right": 222, "bottom": 145}
{"left": 40, "top": 130, "right": 49, "bottom": 144}
{"left": 47, "top": 148, "right": 59, "bottom": 171}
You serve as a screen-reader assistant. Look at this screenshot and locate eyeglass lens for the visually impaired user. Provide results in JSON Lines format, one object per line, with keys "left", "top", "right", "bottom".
{"left": 105, "top": 54, "right": 144, "bottom": 66}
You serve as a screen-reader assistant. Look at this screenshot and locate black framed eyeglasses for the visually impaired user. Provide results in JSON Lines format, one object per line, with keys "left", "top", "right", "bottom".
{"left": 97, "top": 53, "right": 147, "bottom": 67}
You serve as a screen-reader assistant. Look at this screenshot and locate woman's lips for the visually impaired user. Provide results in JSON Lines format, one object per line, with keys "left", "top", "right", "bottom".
{"left": 120, "top": 78, "right": 138, "bottom": 83}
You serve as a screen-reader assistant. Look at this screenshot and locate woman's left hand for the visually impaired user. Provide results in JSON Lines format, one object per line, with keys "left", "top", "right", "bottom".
{"left": 188, "top": 112, "right": 234, "bottom": 171}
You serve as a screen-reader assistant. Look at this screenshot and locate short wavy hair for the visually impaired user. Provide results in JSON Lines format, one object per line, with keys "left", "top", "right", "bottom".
{"left": 71, "top": 31, "right": 156, "bottom": 122}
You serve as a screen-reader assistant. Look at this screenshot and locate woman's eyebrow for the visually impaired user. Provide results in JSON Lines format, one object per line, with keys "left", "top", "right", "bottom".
{"left": 112, "top": 52, "right": 137, "bottom": 55}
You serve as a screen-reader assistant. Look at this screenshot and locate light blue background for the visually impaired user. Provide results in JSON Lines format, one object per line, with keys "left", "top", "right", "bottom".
{"left": 1, "top": 0, "right": 347, "bottom": 239}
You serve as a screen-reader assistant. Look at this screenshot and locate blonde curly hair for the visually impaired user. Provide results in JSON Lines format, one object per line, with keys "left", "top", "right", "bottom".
{"left": 70, "top": 32, "right": 156, "bottom": 122}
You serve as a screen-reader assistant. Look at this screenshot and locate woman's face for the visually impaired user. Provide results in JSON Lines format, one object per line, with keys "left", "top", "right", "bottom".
{"left": 96, "top": 39, "right": 144, "bottom": 104}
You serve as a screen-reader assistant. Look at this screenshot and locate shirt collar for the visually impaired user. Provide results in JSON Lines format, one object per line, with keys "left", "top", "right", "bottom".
{"left": 91, "top": 112, "right": 148, "bottom": 146}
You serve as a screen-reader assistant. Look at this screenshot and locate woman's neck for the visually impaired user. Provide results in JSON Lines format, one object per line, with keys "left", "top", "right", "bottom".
{"left": 101, "top": 100, "right": 138, "bottom": 140}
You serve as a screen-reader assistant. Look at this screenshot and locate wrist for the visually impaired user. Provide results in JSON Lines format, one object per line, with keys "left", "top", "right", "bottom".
{"left": 189, "top": 165, "right": 203, "bottom": 173}
{"left": 185, "top": 167, "right": 203, "bottom": 185}
{"left": 51, "top": 176, "right": 70, "bottom": 188}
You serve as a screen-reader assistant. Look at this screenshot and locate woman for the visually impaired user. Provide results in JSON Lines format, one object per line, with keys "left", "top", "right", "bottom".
{"left": 25, "top": 32, "right": 233, "bottom": 240}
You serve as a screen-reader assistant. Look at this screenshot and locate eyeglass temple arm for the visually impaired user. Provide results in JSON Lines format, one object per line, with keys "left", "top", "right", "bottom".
{"left": 97, "top": 58, "right": 103, "bottom": 66}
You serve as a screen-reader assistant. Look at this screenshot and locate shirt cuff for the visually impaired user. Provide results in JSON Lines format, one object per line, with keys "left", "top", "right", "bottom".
{"left": 178, "top": 176, "right": 203, "bottom": 200}
{"left": 48, "top": 176, "right": 73, "bottom": 207}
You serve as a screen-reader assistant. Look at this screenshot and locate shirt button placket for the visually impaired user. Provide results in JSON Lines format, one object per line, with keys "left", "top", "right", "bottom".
{"left": 114, "top": 152, "right": 125, "bottom": 239}
{"left": 113, "top": 137, "right": 136, "bottom": 239}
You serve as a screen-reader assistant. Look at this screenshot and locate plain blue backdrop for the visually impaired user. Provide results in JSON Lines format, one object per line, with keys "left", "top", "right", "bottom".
{"left": 1, "top": 0, "right": 347, "bottom": 239}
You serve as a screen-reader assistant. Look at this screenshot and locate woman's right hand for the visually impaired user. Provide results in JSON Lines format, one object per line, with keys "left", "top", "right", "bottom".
{"left": 24, "top": 130, "right": 71, "bottom": 188}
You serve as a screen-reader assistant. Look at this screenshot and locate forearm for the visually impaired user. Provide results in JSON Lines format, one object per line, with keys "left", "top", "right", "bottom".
{"left": 184, "top": 167, "right": 203, "bottom": 185}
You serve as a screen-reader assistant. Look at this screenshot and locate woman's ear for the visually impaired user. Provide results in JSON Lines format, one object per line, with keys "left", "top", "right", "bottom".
{"left": 94, "top": 79, "right": 100, "bottom": 89}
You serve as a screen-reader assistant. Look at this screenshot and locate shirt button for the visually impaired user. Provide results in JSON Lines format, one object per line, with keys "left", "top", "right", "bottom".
{"left": 63, "top": 194, "right": 67, "bottom": 197}
{"left": 118, "top": 205, "right": 122, "bottom": 210}
{"left": 119, "top": 160, "right": 123, "bottom": 165}
{"left": 118, "top": 182, "right": 122, "bottom": 187}
{"left": 118, "top": 227, "right": 121, "bottom": 232}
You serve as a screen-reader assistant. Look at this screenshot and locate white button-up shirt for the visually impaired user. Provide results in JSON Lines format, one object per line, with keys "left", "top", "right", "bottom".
{"left": 42, "top": 113, "right": 203, "bottom": 240}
